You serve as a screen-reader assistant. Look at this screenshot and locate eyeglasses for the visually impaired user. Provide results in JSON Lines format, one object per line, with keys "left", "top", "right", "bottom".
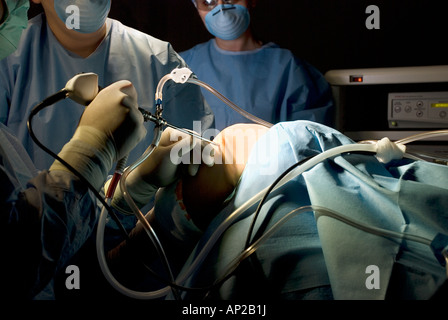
{"left": 194, "top": 0, "right": 242, "bottom": 11}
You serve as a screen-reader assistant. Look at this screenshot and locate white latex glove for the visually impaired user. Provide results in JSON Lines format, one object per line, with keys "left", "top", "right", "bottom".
{"left": 110, "top": 127, "right": 216, "bottom": 214}
{"left": 50, "top": 80, "right": 146, "bottom": 190}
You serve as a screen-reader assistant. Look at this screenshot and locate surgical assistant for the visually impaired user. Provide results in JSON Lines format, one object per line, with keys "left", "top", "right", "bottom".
{"left": 0, "top": 1, "right": 148, "bottom": 300}
{"left": 0, "top": 0, "right": 214, "bottom": 171}
{"left": 181, "top": 0, "right": 334, "bottom": 131}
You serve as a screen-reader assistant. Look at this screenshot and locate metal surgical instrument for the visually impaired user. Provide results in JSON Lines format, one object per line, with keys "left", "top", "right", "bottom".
{"left": 138, "top": 107, "right": 218, "bottom": 146}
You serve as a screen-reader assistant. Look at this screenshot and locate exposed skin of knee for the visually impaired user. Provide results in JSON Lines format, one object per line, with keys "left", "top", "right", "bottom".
{"left": 182, "top": 123, "right": 269, "bottom": 230}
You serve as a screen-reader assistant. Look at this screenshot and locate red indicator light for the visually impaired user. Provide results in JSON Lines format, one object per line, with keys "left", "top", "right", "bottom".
{"left": 350, "top": 76, "right": 363, "bottom": 83}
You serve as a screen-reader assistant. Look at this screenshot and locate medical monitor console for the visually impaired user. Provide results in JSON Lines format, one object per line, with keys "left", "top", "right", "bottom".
{"left": 325, "top": 65, "right": 448, "bottom": 159}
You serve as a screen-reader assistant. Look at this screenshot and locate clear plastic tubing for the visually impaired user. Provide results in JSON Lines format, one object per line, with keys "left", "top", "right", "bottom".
{"left": 154, "top": 73, "right": 175, "bottom": 102}
{"left": 186, "top": 78, "right": 273, "bottom": 128}
{"left": 396, "top": 129, "right": 448, "bottom": 145}
{"left": 96, "top": 126, "right": 175, "bottom": 299}
{"left": 215, "top": 205, "right": 433, "bottom": 285}
{"left": 96, "top": 198, "right": 171, "bottom": 299}
{"left": 156, "top": 69, "right": 272, "bottom": 128}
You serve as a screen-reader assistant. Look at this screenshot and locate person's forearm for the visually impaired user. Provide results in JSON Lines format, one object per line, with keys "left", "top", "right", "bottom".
{"left": 2, "top": 169, "right": 99, "bottom": 298}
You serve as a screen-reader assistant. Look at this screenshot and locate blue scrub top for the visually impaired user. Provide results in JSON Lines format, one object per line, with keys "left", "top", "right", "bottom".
{"left": 180, "top": 39, "right": 334, "bottom": 131}
{"left": 0, "top": 14, "right": 214, "bottom": 171}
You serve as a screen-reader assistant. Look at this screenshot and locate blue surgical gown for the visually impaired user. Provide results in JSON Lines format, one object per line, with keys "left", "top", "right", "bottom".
{"left": 0, "top": 123, "right": 99, "bottom": 300}
{"left": 0, "top": 13, "right": 214, "bottom": 171}
{"left": 176, "top": 121, "right": 448, "bottom": 300}
{"left": 180, "top": 39, "right": 334, "bottom": 131}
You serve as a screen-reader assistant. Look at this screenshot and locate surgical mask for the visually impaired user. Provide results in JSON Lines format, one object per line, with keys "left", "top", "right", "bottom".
{"left": 0, "top": 0, "right": 30, "bottom": 60}
{"left": 205, "top": 4, "right": 250, "bottom": 41}
{"left": 54, "top": 0, "right": 111, "bottom": 34}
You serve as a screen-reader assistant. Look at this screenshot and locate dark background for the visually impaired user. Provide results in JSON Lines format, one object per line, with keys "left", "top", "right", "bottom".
{"left": 29, "top": 0, "right": 448, "bottom": 75}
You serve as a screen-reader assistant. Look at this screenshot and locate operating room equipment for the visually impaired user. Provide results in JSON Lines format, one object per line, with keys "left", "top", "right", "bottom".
{"left": 324, "top": 65, "right": 448, "bottom": 160}
{"left": 388, "top": 91, "right": 448, "bottom": 129}
{"left": 28, "top": 69, "right": 448, "bottom": 300}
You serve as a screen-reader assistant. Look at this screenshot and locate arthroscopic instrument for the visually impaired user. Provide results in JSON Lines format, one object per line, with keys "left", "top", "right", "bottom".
{"left": 28, "top": 69, "right": 448, "bottom": 300}
{"left": 138, "top": 106, "right": 218, "bottom": 146}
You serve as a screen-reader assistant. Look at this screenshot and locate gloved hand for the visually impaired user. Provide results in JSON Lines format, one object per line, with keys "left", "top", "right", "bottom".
{"left": 50, "top": 80, "right": 146, "bottom": 190}
{"left": 110, "top": 127, "right": 216, "bottom": 214}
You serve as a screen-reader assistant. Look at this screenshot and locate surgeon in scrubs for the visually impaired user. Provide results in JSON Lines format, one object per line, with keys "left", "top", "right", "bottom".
{"left": 0, "top": 0, "right": 214, "bottom": 172}
{"left": 107, "top": 120, "right": 448, "bottom": 300}
{"left": 0, "top": 1, "right": 149, "bottom": 300}
{"left": 180, "top": 0, "right": 334, "bottom": 131}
